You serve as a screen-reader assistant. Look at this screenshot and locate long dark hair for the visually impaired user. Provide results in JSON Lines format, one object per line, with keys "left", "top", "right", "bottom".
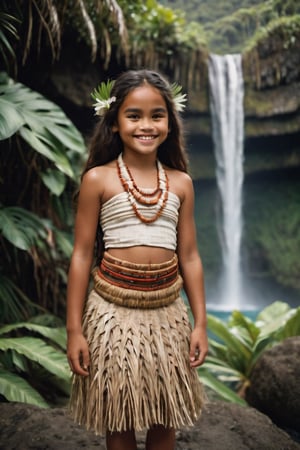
{"left": 83, "top": 69, "right": 188, "bottom": 177}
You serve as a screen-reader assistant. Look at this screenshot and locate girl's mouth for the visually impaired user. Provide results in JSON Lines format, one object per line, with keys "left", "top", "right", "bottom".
{"left": 135, "top": 135, "right": 156, "bottom": 141}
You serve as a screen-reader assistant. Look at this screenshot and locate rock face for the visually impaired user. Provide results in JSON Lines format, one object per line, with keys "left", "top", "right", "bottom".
{"left": 187, "top": 22, "right": 300, "bottom": 138}
{"left": 0, "top": 401, "right": 299, "bottom": 450}
{"left": 246, "top": 336, "right": 300, "bottom": 433}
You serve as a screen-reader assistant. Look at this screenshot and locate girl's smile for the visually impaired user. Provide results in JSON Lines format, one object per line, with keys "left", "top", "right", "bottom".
{"left": 113, "top": 84, "right": 169, "bottom": 156}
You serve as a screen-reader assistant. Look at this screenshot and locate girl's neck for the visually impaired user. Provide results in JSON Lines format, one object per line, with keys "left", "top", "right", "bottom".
{"left": 122, "top": 151, "right": 158, "bottom": 170}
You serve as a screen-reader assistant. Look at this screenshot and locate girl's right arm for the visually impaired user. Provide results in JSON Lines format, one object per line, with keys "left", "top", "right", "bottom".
{"left": 66, "top": 168, "right": 102, "bottom": 376}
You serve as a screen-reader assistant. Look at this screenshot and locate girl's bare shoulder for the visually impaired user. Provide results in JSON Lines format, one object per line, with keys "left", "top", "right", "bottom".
{"left": 81, "top": 160, "right": 121, "bottom": 203}
{"left": 80, "top": 161, "right": 116, "bottom": 196}
{"left": 165, "top": 167, "right": 193, "bottom": 201}
{"left": 82, "top": 161, "right": 116, "bottom": 183}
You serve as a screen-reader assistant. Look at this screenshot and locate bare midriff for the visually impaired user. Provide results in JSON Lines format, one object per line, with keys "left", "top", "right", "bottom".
{"left": 107, "top": 246, "right": 175, "bottom": 265}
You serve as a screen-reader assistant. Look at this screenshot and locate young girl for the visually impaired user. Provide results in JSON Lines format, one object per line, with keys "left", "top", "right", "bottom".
{"left": 66, "top": 69, "right": 208, "bottom": 450}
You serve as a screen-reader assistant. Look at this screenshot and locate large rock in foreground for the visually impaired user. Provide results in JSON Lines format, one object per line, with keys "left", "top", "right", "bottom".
{"left": 0, "top": 401, "right": 299, "bottom": 450}
{"left": 246, "top": 336, "right": 300, "bottom": 432}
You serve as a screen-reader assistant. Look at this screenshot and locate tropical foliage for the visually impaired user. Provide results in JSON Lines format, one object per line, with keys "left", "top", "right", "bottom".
{"left": 0, "top": 3, "right": 89, "bottom": 405}
{"left": 0, "top": 72, "right": 86, "bottom": 318}
{"left": 1, "top": 0, "right": 207, "bottom": 90}
{"left": 161, "top": 0, "right": 300, "bottom": 53}
{"left": 0, "top": 0, "right": 208, "bottom": 322}
{"left": 0, "top": 0, "right": 128, "bottom": 69}
{"left": 198, "top": 301, "right": 300, "bottom": 404}
{"left": 123, "top": 0, "right": 207, "bottom": 89}
{"left": 0, "top": 316, "right": 70, "bottom": 407}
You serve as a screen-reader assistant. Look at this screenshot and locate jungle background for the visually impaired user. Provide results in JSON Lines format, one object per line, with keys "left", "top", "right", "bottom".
{"left": 0, "top": 0, "right": 299, "bottom": 408}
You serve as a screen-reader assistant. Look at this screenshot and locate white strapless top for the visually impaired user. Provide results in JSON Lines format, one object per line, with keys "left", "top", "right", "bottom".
{"left": 100, "top": 191, "right": 180, "bottom": 250}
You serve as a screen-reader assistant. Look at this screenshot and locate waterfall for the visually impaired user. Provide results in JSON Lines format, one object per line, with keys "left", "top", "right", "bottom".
{"left": 208, "top": 54, "right": 244, "bottom": 309}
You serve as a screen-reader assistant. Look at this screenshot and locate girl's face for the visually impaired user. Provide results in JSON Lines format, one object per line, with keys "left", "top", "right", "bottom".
{"left": 113, "top": 84, "right": 169, "bottom": 158}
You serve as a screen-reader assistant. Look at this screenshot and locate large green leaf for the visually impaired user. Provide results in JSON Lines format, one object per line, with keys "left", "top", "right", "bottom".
{"left": 230, "top": 310, "right": 260, "bottom": 344}
{"left": 258, "top": 308, "right": 297, "bottom": 340}
{"left": 277, "top": 308, "right": 300, "bottom": 339}
{"left": 40, "top": 168, "right": 66, "bottom": 196}
{"left": 0, "top": 98, "right": 25, "bottom": 138}
{"left": 0, "top": 206, "right": 47, "bottom": 250}
{"left": 207, "top": 314, "right": 251, "bottom": 360}
{"left": 0, "top": 72, "right": 85, "bottom": 176}
{"left": 256, "top": 301, "right": 291, "bottom": 323}
{"left": 202, "top": 356, "right": 243, "bottom": 381}
{"left": 53, "top": 228, "right": 73, "bottom": 258}
{"left": 0, "top": 323, "right": 67, "bottom": 350}
{"left": 19, "top": 127, "right": 75, "bottom": 178}
{"left": 204, "top": 304, "right": 300, "bottom": 403}
{"left": 0, "top": 337, "right": 70, "bottom": 381}
{"left": 198, "top": 368, "right": 247, "bottom": 405}
{"left": 0, "top": 369, "right": 49, "bottom": 407}
{"left": 207, "top": 339, "right": 228, "bottom": 361}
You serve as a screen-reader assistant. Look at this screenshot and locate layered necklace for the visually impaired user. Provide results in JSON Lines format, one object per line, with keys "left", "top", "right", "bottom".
{"left": 117, "top": 153, "right": 169, "bottom": 224}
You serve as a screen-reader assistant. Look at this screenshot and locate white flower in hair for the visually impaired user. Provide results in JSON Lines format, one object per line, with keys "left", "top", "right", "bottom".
{"left": 91, "top": 80, "right": 116, "bottom": 116}
{"left": 170, "top": 82, "right": 187, "bottom": 112}
{"left": 93, "top": 97, "right": 116, "bottom": 116}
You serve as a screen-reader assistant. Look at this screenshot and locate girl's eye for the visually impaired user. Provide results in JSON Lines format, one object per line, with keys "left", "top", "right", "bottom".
{"left": 127, "top": 114, "right": 139, "bottom": 120}
{"left": 153, "top": 114, "right": 164, "bottom": 120}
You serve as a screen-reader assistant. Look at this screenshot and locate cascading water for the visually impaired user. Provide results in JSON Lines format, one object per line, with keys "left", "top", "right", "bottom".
{"left": 208, "top": 54, "right": 244, "bottom": 309}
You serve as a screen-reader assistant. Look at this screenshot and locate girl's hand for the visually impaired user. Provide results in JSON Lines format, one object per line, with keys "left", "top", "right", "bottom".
{"left": 189, "top": 326, "right": 208, "bottom": 368}
{"left": 67, "top": 331, "right": 90, "bottom": 376}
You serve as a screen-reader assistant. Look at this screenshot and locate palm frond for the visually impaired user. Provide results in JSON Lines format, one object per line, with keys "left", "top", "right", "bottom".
{"left": 0, "top": 11, "right": 19, "bottom": 68}
{"left": 0, "top": 206, "right": 47, "bottom": 251}
{"left": 0, "top": 336, "right": 70, "bottom": 381}
{"left": 0, "top": 322, "right": 66, "bottom": 350}
{"left": 0, "top": 369, "right": 49, "bottom": 407}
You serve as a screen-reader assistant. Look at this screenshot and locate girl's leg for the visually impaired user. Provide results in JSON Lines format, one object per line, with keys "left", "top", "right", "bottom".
{"left": 146, "top": 425, "right": 176, "bottom": 450}
{"left": 106, "top": 430, "right": 137, "bottom": 450}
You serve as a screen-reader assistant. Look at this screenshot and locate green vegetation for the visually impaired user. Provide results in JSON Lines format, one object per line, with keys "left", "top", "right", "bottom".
{"left": 0, "top": 317, "right": 70, "bottom": 407}
{"left": 199, "top": 301, "right": 300, "bottom": 403}
{"left": 160, "top": 0, "right": 300, "bottom": 53}
{"left": 1, "top": 1, "right": 207, "bottom": 90}
{"left": 159, "top": 0, "right": 263, "bottom": 25}
{"left": 245, "top": 14, "right": 300, "bottom": 53}
{"left": 244, "top": 173, "right": 300, "bottom": 292}
{"left": 120, "top": 0, "right": 207, "bottom": 89}
{"left": 0, "top": 72, "right": 85, "bottom": 317}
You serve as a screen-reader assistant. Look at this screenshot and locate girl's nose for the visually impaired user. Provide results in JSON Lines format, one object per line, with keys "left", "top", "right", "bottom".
{"left": 139, "top": 118, "right": 154, "bottom": 130}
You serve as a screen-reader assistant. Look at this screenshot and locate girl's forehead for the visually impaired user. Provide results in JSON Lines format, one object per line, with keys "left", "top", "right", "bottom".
{"left": 123, "top": 85, "right": 166, "bottom": 105}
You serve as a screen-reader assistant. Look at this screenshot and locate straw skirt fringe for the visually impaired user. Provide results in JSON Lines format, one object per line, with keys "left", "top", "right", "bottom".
{"left": 69, "top": 281, "right": 205, "bottom": 435}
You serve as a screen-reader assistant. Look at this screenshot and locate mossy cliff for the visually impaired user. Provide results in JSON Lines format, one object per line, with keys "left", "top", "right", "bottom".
{"left": 187, "top": 15, "right": 300, "bottom": 139}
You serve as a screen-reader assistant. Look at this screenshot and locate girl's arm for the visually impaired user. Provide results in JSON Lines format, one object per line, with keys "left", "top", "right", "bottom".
{"left": 176, "top": 173, "right": 208, "bottom": 368}
{"left": 66, "top": 169, "right": 102, "bottom": 376}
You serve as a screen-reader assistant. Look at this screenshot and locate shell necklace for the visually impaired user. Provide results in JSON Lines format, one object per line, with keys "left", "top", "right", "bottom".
{"left": 117, "top": 153, "right": 169, "bottom": 224}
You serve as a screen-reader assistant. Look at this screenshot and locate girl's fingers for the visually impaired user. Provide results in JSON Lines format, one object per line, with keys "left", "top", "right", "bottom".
{"left": 68, "top": 353, "right": 90, "bottom": 376}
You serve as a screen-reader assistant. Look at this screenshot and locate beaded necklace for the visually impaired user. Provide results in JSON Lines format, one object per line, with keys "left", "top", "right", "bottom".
{"left": 117, "top": 153, "right": 169, "bottom": 224}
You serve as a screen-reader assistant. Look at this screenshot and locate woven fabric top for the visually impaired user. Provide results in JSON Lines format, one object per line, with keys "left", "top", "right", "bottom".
{"left": 100, "top": 191, "right": 180, "bottom": 250}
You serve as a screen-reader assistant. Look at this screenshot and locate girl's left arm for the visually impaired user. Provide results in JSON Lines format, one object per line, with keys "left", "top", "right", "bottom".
{"left": 177, "top": 173, "right": 208, "bottom": 368}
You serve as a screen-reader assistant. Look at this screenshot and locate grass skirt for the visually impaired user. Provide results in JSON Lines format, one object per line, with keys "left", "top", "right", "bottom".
{"left": 69, "top": 257, "right": 205, "bottom": 435}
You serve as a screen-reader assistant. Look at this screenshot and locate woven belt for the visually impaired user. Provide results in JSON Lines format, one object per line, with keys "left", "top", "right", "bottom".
{"left": 92, "top": 252, "right": 182, "bottom": 309}
{"left": 99, "top": 252, "right": 178, "bottom": 290}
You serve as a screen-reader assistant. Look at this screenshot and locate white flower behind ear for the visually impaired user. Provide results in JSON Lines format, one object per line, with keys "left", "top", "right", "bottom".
{"left": 93, "top": 97, "right": 116, "bottom": 116}
{"left": 91, "top": 80, "right": 116, "bottom": 116}
{"left": 170, "top": 82, "right": 187, "bottom": 112}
